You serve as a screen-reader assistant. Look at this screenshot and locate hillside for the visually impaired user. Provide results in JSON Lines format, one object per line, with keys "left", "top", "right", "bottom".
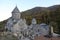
{"left": 0, "top": 19, "right": 7, "bottom": 31}
{"left": 0, "top": 5, "right": 60, "bottom": 34}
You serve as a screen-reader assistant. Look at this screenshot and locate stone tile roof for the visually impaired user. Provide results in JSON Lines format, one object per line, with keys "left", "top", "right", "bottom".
{"left": 12, "top": 6, "right": 20, "bottom": 13}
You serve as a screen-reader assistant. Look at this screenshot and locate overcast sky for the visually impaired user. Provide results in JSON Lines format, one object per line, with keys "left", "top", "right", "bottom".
{"left": 0, "top": 0, "right": 60, "bottom": 21}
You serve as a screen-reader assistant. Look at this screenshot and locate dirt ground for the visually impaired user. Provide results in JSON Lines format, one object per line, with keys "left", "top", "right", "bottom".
{"left": 34, "top": 35, "right": 60, "bottom": 40}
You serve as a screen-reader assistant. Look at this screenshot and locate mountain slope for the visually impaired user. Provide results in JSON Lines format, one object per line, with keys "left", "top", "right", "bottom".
{"left": 0, "top": 5, "right": 60, "bottom": 33}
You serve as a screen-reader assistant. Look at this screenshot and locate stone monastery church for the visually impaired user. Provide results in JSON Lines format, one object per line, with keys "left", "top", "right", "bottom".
{"left": 5, "top": 6, "right": 59, "bottom": 40}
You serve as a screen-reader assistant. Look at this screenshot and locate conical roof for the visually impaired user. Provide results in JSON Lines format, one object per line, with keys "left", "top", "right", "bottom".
{"left": 12, "top": 6, "right": 20, "bottom": 13}
{"left": 32, "top": 18, "right": 36, "bottom": 24}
